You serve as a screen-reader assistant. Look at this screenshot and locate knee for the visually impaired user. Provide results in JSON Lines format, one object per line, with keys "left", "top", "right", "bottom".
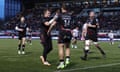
{"left": 85, "top": 45, "right": 89, "bottom": 50}
{"left": 84, "top": 43, "right": 90, "bottom": 50}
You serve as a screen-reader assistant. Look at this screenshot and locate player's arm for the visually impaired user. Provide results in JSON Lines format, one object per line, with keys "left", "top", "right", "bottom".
{"left": 81, "top": 23, "right": 87, "bottom": 40}
{"left": 88, "top": 18, "right": 99, "bottom": 28}
{"left": 87, "top": 23, "right": 96, "bottom": 28}
{"left": 44, "top": 13, "right": 58, "bottom": 26}
{"left": 15, "top": 26, "right": 23, "bottom": 31}
{"left": 46, "top": 13, "right": 58, "bottom": 34}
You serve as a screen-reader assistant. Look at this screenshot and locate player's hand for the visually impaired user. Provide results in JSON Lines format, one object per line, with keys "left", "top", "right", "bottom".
{"left": 53, "top": 13, "right": 58, "bottom": 20}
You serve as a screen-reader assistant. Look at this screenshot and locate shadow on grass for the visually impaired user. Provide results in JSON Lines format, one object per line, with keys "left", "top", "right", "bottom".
{"left": 25, "top": 52, "right": 32, "bottom": 55}
{"left": 89, "top": 56, "right": 101, "bottom": 60}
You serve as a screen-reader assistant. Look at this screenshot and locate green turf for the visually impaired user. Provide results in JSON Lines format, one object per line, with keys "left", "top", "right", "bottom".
{"left": 0, "top": 39, "right": 120, "bottom": 72}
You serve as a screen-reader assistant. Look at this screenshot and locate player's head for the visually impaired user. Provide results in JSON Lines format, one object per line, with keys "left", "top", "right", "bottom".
{"left": 89, "top": 11, "right": 95, "bottom": 18}
{"left": 61, "top": 4, "right": 68, "bottom": 13}
{"left": 20, "top": 16, "right": 25, "bottom": 23}
{"left": 44, "top": 9, "right": 51, "bottom": 18}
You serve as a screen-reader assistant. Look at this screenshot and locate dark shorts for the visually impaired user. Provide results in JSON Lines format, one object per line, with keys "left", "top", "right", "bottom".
{"left": 85, "top": 34, "right": 98, "bottom": 42}
{"left": 40, "top": 31, "right": 53, "bottom": 49}
{"left": 58, "top": 30, "right": 72, "bottom": 44}
{"left": 18, "top": 34, "right": 26, "bottom": 40}
{"left": 73, "top": 37, "right": 77, "bottom": 40}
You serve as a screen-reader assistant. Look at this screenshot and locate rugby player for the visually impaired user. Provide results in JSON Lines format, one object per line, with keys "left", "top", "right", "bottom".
{"left": 40, "top": 9, "right": 57, "bottom": 66}
{"left": 57, "top": 5, "right": 74, "bottom": 69}
{"left": 15, "top": 16, "right": 29, "bottom": 55}
{"left": 108, "top": 30, "right": 114, "bottom": 45}
{"left": 81, "top": 11, "right": 106, "bottom": 60}
{"left": 71, "top": 26, "right": 79, "bottom": 48}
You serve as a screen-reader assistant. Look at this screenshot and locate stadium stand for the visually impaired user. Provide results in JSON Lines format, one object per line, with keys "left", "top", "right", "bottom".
{"left": 1, "top": 1, "right": 120, "bottom": 38}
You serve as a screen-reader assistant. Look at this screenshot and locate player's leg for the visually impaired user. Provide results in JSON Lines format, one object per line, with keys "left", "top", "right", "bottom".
{"left": 40, "top": 34, "right": 52, "bottom": 66}
{"left": 18, "top": 40, "right": 22, "bottom": 54}
{"left": 57, "top": 43, "right": 65, "bottom": 69}
{"left": 40, "top": 33, "right": 46, "bottom": 65}
{"left": 65, "top": 32, "right": 72, "bottom": 67}
{"left": 27, "top": 35, "right": 32, "bottom": 45}
{"left": 43, "top": 36, "right": 53, "bottom": 66}
{"left": 71, "top": 38, "right": 75, "bottom": 48}
{"left": 46, "top": 36, "right": 53, "bottom": 54}
{"left": 29, "top": 36, "right": 32, "bottom": 45}
{"left": 94, "top": 42, "right": 106, "bottom": 57}
{"left": 21, "top": 37, "right": 26, "bottom": 54}
{"left": 65, "top": 42, "right": 71, "bottom": 66}
{"left": 25, "top": 36, "right": 28, "bottom": 44}
{"left": 81, "top": 40, "right": 91, "bottom": 60}
{"left": 41, "top": 43, "right": 51, "bottom": 66}
{"left": 109, "top": 38, "right": 112, "bottom": 45}
{"left": 111, "top": 38, "right": 114, "bottom": 45}
{"left": 74, "top": 38, "right": 77, "bottom": 48}
{"left": 17, "top": 36, "right": 22, "bottom": 54}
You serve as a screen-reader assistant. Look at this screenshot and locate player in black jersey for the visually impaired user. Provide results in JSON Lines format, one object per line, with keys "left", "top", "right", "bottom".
{"left": 15, "top": 16, "right": 29, "bottom": 55}
{"left": 81, "top": 11, "right": 106, "bottom": 60}
{"left": 57, "top": 5, "right": 74, "bottom": 69}
{"left": 40, "top": 9, "right": 57, "bottom": 66}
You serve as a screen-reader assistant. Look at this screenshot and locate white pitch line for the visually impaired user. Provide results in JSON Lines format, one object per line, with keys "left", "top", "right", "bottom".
{"left": 55, "top": 63, "right": 120, "bottom": 72}
{"left": 1, "top": 55, "right": 29, "bottom": 58}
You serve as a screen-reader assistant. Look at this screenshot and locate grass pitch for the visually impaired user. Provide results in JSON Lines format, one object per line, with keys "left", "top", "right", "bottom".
{"left": 0, "top": 39, "right": 120, "bottom": 72}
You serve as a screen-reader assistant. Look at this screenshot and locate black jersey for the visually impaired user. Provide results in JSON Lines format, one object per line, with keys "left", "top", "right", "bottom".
{"left": 57, "top": 12, "right": 73, "bottom": 43}
{"left": 17, "top": 23, "right": 28, "bottom": 35}
{"left": 85, "top": 18, "right": 99, "bottom": 42}
{"left": 58, "top": 12, "right": 74, "bottom": 30}
{"left": 87, "top": 18, "right": 98, "bottom": 36}
{"left": 40, "top": 17, "right": 51, "bottom": 32}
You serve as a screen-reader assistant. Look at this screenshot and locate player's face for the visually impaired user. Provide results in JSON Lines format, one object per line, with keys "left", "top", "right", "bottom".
{"left": 21, "top": 17, "right": 25, "bottom": 23}
{"left": 45, "top": 10, "right": 51, "bottom": 17}
{"left": 89, "top": 12, "right": 95, "bottom": 18}
{"left": 61, "top": 8, "right": 67, "bottom": 13}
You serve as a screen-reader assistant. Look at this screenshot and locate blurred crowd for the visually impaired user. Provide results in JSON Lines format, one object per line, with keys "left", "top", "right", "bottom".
{"left": 2, "top": 1, "right": 120, "bottom": 31}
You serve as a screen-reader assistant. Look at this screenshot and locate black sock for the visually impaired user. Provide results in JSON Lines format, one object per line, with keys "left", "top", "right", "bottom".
{"left": 66, "top": 56, "right": 70, "bottom": 60}
{"left": 66, "top": 56, "right": 70, "bottom": 58}
{"left": 18, "top": 44, "right": 21, "bottom": 50}
{"left": 59, "top": 60, "right": 64, "bottom": 64}
{"left": 96, "top": 45, "right": 105, "bottom": 55}
{"left": 22, "top": 45, "right": 25, "bottom": 51}
{"left": 84, "top": 50, "right": 89, "bottom": 58}
{"left": 60, "top": 60, "right": 64, "bottom": 62}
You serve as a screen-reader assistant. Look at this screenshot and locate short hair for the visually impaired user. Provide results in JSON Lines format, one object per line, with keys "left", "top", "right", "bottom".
{"left": 43, "top": 8, "right": 51, "bottom": 14}
{"left": 61, "top": 3, "right": 68, "bottom": 10}
{"left": 89, "top": 11, "right": 95, "bottom": 14}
